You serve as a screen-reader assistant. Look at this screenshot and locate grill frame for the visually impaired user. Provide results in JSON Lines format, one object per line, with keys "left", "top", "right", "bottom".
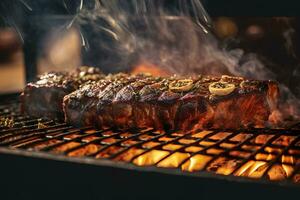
{"left": 1, "top": 146, "right": 300, "bottom": 200}
{"left": 1, "top": 93, "right": 300, "bottom": 199}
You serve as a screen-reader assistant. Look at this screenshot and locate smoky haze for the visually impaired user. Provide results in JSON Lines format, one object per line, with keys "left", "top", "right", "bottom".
{"left": 75, "top": 0, "right": 275, "bottom": 79}
{"left": 1, "top": 0, "right": 299, "bottom": 121}
{"left": 74, "top": 0, "right": 299, "bottom": 121}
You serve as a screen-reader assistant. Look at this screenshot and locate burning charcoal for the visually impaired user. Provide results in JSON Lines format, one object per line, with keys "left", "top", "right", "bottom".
{"left": 229, "top": 151, "right": 251, "bottom": 159}
{"left": 206, "top": 148, "right": 224, "bottom": 155}
{"left": 96, "top": 146, "right": 124, "bottom": 158}
{"left": 121, "top": 139, "right": 138, "bottom": 147}
{"left": 230, "top": 133, "right": 252, "bottom": 142}
{"left": 241, "top": 144, "right": 260, "bottom": 152}
{"left": 267, "top": 164, "right": 294, "bottom": 181}
{"left": 114, "top": 147, "right": 145, "bottom": 162}
{"left": 191, "top": 130, "right": 213, "bottom": 138}
{"left": 142, "top": 141, "right": 160, "bottom": 149}
{"left": 162, "top": 144, "right": 183, "bottom": 151}
{"left": 252, "top": 134, "right": 275, "bottom": 144}
{"left": 100, "top": 137, "right": 119, "bottom": 145}
{"left": 207, "top": 157, "right": 242, "bottom": 175}
{"left": 68, "top": 144, "right": 100, "bottom": 157}
{"left": 178, "top": 138, "right": 195, "bottom": 144}
{"left": 181, "top": 154, "right": 212, "bottom": 172}
{"left": 157, "top": 152, "right": 190, "bottom": 168}
{"left": 29, "top": 139, "right": 63, "bottom": 151}
{"left": 255, "top": 153, "right": 277, "bottom": 161}
{"left": 199, "top": 141, "right": 215, "bottom": 147}
{"left": 235, "top": 160, "right": 268, "bottom": 178}
{"left": 209, "top": 132, "right": 232, "bottom": 140}
{"left": 133, "top": 150, "right": 170, "bottom": 166}
{"left": 51, "top": 142, "right": 81, "bottom": 153}
{"left": 185, "top": 146, "right": 203, "bottom": 153}
{"left": 272, "top": 135, "right": 296, "bottom": 146}
{"left": 220, "top": 143, "right": 237, "bottom": 149}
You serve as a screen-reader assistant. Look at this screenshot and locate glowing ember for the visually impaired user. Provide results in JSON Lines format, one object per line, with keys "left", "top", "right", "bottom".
{"left": 68, "top": 144, "right": 100, "bottom": 157}
{"left": 255, "top": 153, "right": 276, "bottom": 161}
{"left": 49, "top": 127, "right": 299, "bottom": 182}
{"left": 229, "top": 151, "right": 251, "bottom": 159}
{"left": 29, "top": 139, "right": 62, "bottom": 150}
{"left": 206, "top": 148, "right": 224, "bottom": 155}
{"left": 133, "top": 150, "right": 170, "bottom": 166}
{"left": 199, "top": 141, "right": 215, "bottom": 147}
{"left": 267, "top": 164, "right": 294, "bottom": 181}
{"left": 282, "top": 155, "right": 294, "bottom": 165}
{"left": 157, "top": 152, "right": 190, "bottom": 168}
{"left": 220, "top": 143, "right": 236, "bottom": 149}
{"left": 96, "top": 146, "right": 123, "bottom": 158}
{"left": 1, "top": 100, "right": 300, "bottom": 184}
{"left": 120, "top": 132, "right": 134, "bottom": 138}
{"left": 26, "top": 126, "right": 300, "bottom": 183}
{"left": 162, "top": 144, "right": 183, "bottom": 151}
{"left": 131, "top": 63, "right": 169, "bottom": 76}
{"left": 235, "top": 161, "right": 268, "bottom": 178}
{"left": 253, "top": 134, "right": 275, "bottom": 144}
{"left": 182, "top": 154, "right": 212, "bottom": 172}
{"left": 208, "top": 157, "right": 242, "bottom": 175}
{"left": 114, "top": 147, "right": 145, "bottom": 162}
{"left": 142, "top": 141, "right": 161, "bottom": 149}
{"left": 52, "top": 142, "right": 81, "bottom": 153}
{"left": 178, "top": 139, "right": 195, "bottom": 144}
{"left": 265, "top": 146, "right": 283, "bottom": 154}
{"left": 81, "top": 135, "right": 101, "bottom": 143}
{"left": 121, "top": 139, "right": 138, "bottom": 147}
{"left": 209, "top": 132, "right": 232, "bottom": 140}
{"left": 191, "top": 131, "right": 213, "bottom": 138}
{"left": 230, "top": 133, "right": 252, "bottom": 142}
{"left": 272, "top": 136, "right": 296, "bottom": 146}
{"left": 185, "top": 146, "right": 203, "bottom": 153}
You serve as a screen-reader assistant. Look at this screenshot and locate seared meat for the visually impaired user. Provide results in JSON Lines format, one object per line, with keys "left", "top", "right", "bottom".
{"left": 20, "top": 66, "right": 104, "bottom": 119}
{"left": 63, "top": 73, "right": 158, "bottom": 127}
{"left": 63, "top": 74, "right": 279, "bottom": 130}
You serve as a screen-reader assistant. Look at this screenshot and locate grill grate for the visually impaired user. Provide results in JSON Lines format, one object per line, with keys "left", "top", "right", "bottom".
{"left": 1, "top": 101, "right": 300, "bottom": 184}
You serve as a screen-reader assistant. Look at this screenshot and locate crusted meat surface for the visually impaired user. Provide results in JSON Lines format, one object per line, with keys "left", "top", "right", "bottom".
{"left": 63, "top": 74, "right": 279, "bottom": 130}
{"left": 20, "top": 66, "right": 104, "bottom": 119}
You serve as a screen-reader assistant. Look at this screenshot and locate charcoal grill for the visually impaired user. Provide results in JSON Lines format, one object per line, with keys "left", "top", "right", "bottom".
{"left": 0, "top": 94, "right": 300, "bottom": 200}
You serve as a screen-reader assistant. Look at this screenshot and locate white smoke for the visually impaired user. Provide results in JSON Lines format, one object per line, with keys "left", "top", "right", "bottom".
{"left": 72, "top": 0, "right": 300, "bottom": 121}
{"left": 3, "top": 0, "right": 300, "bottom": 121}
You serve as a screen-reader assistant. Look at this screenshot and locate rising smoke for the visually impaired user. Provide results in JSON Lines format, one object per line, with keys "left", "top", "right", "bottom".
{"left": 1, "top": 0, "right": 300, "bottom": 121}
{"left": 72, "top": 0, "right": 300, "bottom": 121}
{"left": 71, "top": 0, "right": 280, "bottom": 80}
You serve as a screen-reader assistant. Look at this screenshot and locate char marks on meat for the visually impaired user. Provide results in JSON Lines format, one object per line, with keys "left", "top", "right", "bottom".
{"left": 63, "top": 74, "right": 279, "bottom": 130}
{"left": 20, "top": 66, "right": 104, "bottom": 119}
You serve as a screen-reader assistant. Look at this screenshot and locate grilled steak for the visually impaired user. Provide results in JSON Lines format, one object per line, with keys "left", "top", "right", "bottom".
{"left": 20, "top": 66, "right": 104, "bottom": 119}
{"left": 63, "top": 74, "right": 279, "bottom": 130}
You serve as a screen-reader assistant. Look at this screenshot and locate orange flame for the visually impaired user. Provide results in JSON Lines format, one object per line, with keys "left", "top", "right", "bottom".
{"left": 181, "top": 154, "right": 212, "bottom": 172}
{"left": 87, "top": 127, "right": 299, "bottom": 182}
{"left": 281, "top": 155, "right": 294, "bottom": 178}
{"left": 131, "top": 63, "right": 170, "bottom": 76}
{"left": 133, "top": 150, "right": 169, "bottom": 166}
{"left": 235, "top": 161, "right": 268, "bottom": 178}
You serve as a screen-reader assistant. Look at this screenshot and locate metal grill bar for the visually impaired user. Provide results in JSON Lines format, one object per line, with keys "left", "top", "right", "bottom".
{"left": 262, "top": 135, "right": 300, "bottom": 179}
{"left": 0, "top": 101, "right": 300, "bottom": 185}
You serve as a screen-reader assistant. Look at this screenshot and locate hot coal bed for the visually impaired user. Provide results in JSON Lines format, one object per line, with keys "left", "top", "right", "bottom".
{"left": 0, "top": 93, "right": 299, "bottom": 200}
